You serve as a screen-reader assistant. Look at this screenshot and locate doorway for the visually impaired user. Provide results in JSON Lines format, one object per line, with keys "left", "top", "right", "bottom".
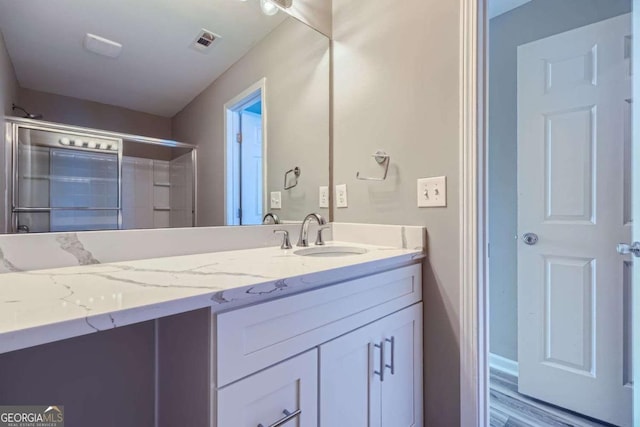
{"left": 486, "top": 2, "right": 633, "bottom": 426}
{"left": 225, "top": 79, "right": 267, "bottom": 226}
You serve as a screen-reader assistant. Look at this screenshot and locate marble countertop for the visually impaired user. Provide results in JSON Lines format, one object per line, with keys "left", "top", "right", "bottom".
{"left": 0, "top": 241, "right": 423, "bottom": 354}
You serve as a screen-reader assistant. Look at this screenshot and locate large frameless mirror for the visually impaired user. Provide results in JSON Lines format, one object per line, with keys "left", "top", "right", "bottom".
{"left": 0, "top": 0, "right": 330, "bottom": 233}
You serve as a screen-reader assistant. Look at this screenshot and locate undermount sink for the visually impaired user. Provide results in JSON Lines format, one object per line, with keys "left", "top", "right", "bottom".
{"left": 294, "top": 246, "right": 368, "bottom": 257}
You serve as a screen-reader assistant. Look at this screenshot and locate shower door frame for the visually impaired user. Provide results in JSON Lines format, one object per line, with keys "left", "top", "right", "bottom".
{"left": 5, "top": 117, "right": 198, "bottom": 233}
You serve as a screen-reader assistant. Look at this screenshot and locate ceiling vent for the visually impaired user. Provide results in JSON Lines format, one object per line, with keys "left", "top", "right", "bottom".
{"left": 191, "top": 29, "right": 221, "bottom": 53}
{"left": 83, "top": 33, "right": 123, "bottom": 59}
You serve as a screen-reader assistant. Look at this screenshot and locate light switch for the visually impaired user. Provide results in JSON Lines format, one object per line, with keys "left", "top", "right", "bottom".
{"left": 270, "top": 191, "right": 282, "bottom": 209}
{"left": 417, "top": 176, "right": 446, "bottom": 207}
{"left": 319, "top": 186, "right": 329, "bottom": 208}
{"left": 336, "top": 184, "right": 348, "bottom": 208}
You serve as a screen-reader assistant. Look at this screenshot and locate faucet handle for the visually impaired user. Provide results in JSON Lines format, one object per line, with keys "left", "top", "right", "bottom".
{"left": 274, "top": 230, "right": 292, "bottom": 250}
{"left": 315, "top": 226, "right": 330, "bottom": 246}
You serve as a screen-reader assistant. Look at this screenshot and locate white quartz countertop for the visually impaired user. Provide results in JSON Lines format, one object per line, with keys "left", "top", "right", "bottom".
{"left": 0, "top": 241, "right": 423, "bottom": 354}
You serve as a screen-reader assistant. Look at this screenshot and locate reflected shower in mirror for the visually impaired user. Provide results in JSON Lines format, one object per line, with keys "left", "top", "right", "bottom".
{"left": 0, "top": 0, "right": 330, "bottom": 233}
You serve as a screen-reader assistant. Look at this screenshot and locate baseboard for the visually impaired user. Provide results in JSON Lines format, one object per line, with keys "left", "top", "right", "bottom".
{"left": 489, "top": 353, "right": 518, "bottom": 378}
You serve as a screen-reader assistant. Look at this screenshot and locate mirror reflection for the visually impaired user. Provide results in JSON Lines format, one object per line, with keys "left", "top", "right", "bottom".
{"left": 0, "top": 0, "right": 330, "bottom": 233}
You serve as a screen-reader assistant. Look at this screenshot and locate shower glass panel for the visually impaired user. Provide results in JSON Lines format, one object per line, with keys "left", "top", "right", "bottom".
{"left": 13, "top": 126, "right": 121, "bottom": 233}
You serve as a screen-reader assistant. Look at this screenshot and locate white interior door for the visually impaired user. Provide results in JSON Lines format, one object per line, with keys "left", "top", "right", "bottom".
{"left": 517, "top": 13, "right": 632, "bottom": 427}
{"left": 240, "top": 111, "right": 263, "bottom": 225}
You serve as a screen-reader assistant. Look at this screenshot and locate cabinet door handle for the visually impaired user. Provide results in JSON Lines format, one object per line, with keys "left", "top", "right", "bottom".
{"left": 385, "top": 336, "right": 395, "bottom": 375}
{"left": 373, "top": 340, "right": 385, "bottom": 382}
{"left": 257, "top": 408, "right": 301, "bottom": 427}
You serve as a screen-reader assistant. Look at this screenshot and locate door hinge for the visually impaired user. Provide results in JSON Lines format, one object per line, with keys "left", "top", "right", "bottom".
{"left": 236, "top": 132, "right": 242, "bottom": 143}
{"left": 237, "top": 208, "right": 242, "bottom": 219}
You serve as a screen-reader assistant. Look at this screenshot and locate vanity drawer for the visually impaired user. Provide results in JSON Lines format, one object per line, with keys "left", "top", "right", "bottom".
{"left": 215, "top": 263, "right": 421, "bottom": 387}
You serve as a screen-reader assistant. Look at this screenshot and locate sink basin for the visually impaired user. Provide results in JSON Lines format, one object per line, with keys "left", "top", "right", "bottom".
{"left": 294, "top": 246, "right": 368, "bottom": 257}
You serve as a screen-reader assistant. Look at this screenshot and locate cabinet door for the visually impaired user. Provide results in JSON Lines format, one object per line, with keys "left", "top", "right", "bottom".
{"left": 217, "top": 349, "right": 318, "bottom": 427}
{"left": 379, "top": 303, "right": 423, "bottom": 427}
{"left": 319, "top": 303, "right": 423, "bottom": 427}
{"left": 319, "top": 320, "right": 383, "bottom": 427}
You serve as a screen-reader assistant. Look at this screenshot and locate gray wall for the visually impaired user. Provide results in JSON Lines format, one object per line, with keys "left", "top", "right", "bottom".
{"left": 332, "top": 0, "right": 461, "bottom": 424}
{"left": 0, "top": 32, "right": 17, "bottom": 116}
{"left": 0, "top": 322, "right": 155, "bottom": 427}
{"left": 173, "top": 17, "right": 329, "bottom": 226}
{"left": 488, "top": 0, "right": 631, "bottom": 361}
{"left": 0, "top": 31, "right": 18, "bottom": 232}
{"left": 18, "top": 88, "right": 172, "bottom": 139}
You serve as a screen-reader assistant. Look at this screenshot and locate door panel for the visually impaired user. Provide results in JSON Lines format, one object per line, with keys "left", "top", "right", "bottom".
{"left": 517, "top": 13, "right": 632, "bottom": 427}
{"left": 240, "top": 111, "right": 263, "bottom": 225}
{"left": 319, "top": 318, "right": 382, "bottom": 427}
{"left": 379, "top": 304, "right": 422, "bottom": 427}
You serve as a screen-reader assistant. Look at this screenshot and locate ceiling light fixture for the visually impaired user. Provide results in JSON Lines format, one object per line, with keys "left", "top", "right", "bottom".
{"left": 260, "top": 0, "right": 279, "bottom": 16}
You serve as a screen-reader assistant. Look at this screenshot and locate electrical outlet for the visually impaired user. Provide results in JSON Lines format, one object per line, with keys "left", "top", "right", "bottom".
{"left": 336, "top": 184, "right": 348, "bottom": 208}
{"left": 319, "top": 186, "right": 329, "bottom": 208}
{"left": 270, "top": 191, "right": 282, "bottom": 209}
{"left": 417, "top": 176, "right": 446, "bottom": 207}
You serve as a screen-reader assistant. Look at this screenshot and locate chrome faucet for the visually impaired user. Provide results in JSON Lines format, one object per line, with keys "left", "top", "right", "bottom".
{"left": 297, "top": 213, "right": 327, "bottom": 247}
{"left": 263, "top": 212, "right": 280, "bottom": 225}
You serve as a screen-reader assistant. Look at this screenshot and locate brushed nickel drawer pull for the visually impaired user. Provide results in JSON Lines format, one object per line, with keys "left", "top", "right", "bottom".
{"left": 257, "top": 408, "right": 301, "bottom": 427}
{"left": 373, "top": 341, "right": 385, "bottom": 382}
{"left": 385, "top": 336, "right": 395, "bottom": 375}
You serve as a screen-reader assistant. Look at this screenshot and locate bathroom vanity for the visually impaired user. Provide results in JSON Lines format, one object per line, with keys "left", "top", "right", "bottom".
{"left": 0, "top": 223, "right": 425, "bottom": 427}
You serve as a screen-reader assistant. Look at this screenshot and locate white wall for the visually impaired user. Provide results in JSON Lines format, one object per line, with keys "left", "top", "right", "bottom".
{"left": 173, "top": 17, "right": 330, "bottom": 226}
{"left": 18, "top": 88, "right": 172, "bottom": 139}
{"left": 332, "top": 0, "right": 461, "bottom": 424}
{"left": 287, "top": 0, "right": 332, "bottom": 37}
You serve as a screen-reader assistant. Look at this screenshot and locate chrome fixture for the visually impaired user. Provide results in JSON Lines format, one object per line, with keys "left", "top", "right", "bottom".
{"left": 617, "top": 242, "right": 640, "bottom": 257}
{"left": 316, "top": 225, "right": 329, "bottom": 246}
{"left": 273, "top": 229, "right": 292, "bottom": 249}
{"left": 263, "top": 212, "right": 280, "bottom": 224}
{"left": 17, "top": 224, "right": 29, "bottom": 233}
{"left": 356, "top": 150, "right": 390, "bottom": 181}
{"left": 297, "top": 213, "right": 326, "bottom": 247}
{"left": 522, "top": 232, "right": 538, "bottom": 246}
{"left": 257, "top": 408, "right": 301, "bottom": 427}
{"left": 284, "top": 166, "right": 301, "bottom": 190}
{"left": 11, "top": 104, "right": 43, "bottom": 120}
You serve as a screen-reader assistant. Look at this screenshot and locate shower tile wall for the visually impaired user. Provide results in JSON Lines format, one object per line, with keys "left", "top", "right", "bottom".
{"left": 122, "top": 157, "right": 171, "bottom": 229}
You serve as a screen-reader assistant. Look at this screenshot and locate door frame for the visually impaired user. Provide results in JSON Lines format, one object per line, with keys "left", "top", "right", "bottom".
{"left": 458, "top": 0, "right": 489, "bottom": 425}
{"left": 223, "top": 78, "right": 268, "bottom": 226}
{"left": 460, "top": 2, "right": 639, "bottom": 426}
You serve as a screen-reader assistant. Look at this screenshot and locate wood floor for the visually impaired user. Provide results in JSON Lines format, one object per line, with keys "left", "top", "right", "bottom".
{"left": 489, "top": 369, "right": 616, "bottom": 427}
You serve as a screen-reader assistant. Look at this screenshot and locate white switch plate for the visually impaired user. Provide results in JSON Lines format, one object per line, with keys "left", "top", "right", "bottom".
{"left": 417, "top": 176, "right": 446, "bottom": 207}
{"left": 270, "top": 191, "right": 282, "bottom": 209}
{"left": 319, "top": 186, "right": 329, "bottom": 208}
{"left": 336, "top": 184, "right": 348, "bottom": 208}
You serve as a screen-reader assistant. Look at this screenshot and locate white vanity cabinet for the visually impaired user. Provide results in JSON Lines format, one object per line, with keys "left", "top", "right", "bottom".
{"left": 161, "top": 262, "right": 423, "bottom": 427}
{"left": 216, "top": 350, "right": 318, "bottom": 427}
{"left": 319, "top": 303, "right": 423, "bottom": 427}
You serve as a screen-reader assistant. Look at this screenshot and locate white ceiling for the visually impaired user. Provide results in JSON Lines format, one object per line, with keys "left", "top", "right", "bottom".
{"left": 0, "top": 0, "right": 287, "bottom": 117}
{"left": 489, "top": 0, "right": 533, "bottom": 19}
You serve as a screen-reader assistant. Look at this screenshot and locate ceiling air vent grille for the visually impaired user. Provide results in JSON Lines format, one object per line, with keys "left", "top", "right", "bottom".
{"left": 191, "top": 29, "right": 221, "bottom": 53}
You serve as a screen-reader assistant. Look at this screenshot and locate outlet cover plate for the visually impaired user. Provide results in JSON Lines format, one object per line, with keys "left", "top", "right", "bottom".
{"left": 270, "top": 191, "right": 282, "bottom": 209}
{"left": 319, "top": 186, "right": 329, "bottom": 208}
{"left": 336, "top": 184, "right": 348, "bottom": 208}
{"left": 417, "top": 176, "right": 446, "bottom": 207}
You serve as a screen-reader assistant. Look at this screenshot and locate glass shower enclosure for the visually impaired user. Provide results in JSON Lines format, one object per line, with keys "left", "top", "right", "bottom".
{"left": 8, "top": 120, "right": 197, "bottom": 233}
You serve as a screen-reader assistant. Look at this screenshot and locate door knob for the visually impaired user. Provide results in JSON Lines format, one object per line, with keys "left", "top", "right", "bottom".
{"left": 617, "top": 242, "right": 640, "bottom": 257}
{"left": 522, "top": 233, "right": 538, "bottom": 245}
